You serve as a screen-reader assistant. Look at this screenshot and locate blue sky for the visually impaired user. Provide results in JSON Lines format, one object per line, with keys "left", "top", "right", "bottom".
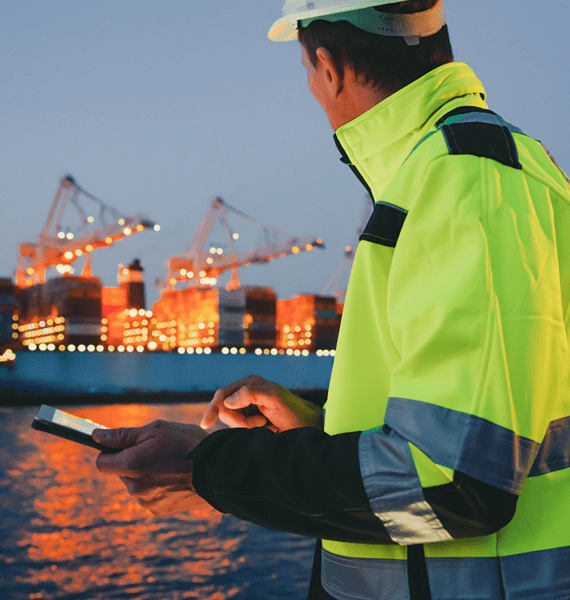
{"left": 1, "top": 1, "right": 569, "bottom": 306}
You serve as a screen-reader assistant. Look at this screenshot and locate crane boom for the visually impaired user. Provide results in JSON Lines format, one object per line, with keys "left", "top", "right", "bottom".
{"left": 161, "top": 196, "right": 324, "bottom": 290}
{"left": 17, "top": 176, "right": 157, "bottom": 287}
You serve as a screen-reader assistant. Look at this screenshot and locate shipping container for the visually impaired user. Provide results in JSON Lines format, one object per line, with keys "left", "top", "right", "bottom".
{"left": 0, "top": 277, "right": 18, "bottom": 347}
{"left": 118, "top": 259, "right": 146, "bottom": 310}
{"left": 218, "top": 288, "right": 246, "bottom": 348}
{"left": 276, "top": 294, "right": 340, "bottom": 351}
{"left": 151, "top": 285, "right": 277, "bottom": 351}
{"left": 243, "top": 287, "right": 276, "bottom": 349}
{"left": 102, "top": 261, "right": 150, "bottom": 348}
{"left": 18, "top": 276, "right": 103, "bottom": 347}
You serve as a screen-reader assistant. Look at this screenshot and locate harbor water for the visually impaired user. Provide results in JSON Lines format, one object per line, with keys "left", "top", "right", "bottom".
{"left": 0, "top": 403, "right": 314, "bottom": 599}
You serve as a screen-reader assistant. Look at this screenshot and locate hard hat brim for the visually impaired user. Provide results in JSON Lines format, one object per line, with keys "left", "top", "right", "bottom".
{"left": 268, "top": 0, "right": 387, "bottom": 42}
{"left": 268, "top": 0, "right": 445, "bottom": 42}
{"left": 268, "top": 17, "right": 299, "bottom": 42}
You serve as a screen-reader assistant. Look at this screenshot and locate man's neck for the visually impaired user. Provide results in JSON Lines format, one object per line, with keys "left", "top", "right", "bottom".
{"left": 328, "top": 76, "right": 394, "bottom": 131}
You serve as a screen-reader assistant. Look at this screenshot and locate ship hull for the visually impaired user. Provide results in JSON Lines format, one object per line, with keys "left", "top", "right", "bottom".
{"left": 0, "top": 351, "right": 333, "bottom": 397}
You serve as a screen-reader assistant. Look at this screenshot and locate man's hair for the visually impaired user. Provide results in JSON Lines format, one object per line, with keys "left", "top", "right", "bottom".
{"left": 298, "top": 0, "right": 453, "bottom": 95}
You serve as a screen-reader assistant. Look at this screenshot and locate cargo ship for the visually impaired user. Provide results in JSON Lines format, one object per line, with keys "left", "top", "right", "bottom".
{"left": 0, "top": 266, "right": 337, "bottom": 398}
{"left": 0, "top": 178, "right": 347, "bottom": 397}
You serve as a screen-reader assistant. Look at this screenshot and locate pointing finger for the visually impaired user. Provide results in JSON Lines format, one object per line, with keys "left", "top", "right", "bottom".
{"left": 201, "top": 378, "right": 252, "bottom": 429}
{"left": 200, "top": 399, "right": 220, "bottom": 430}
{"left": 201, "top": 387, "right": 228, "bottom": 429}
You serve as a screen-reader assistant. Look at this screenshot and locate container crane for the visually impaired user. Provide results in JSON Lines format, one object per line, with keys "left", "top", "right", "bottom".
{"left": 161, "top": 196, "right": 324, "bottom": 291}
{"left": 16, "top": 175, "right": 158, "bottom": 287}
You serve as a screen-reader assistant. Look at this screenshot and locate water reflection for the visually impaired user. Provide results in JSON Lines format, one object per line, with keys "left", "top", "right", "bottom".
{"left": 0, "top": 404, "right": 313, "bottom": 599}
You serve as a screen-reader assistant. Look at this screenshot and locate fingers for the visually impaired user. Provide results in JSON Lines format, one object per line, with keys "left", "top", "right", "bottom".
{"left": 204, "top": 394, "right": 266, "bottom": 429}
{"left": 201, "top": 376, "right": 266, "bottom": 429}
{"left": 92, "top": 426, "right": 143, "bottom": 450}
{"left": 200, "top": 390, "right": 223, "bottom": 429}
{"left": 200, "top": 382, "right": 242, "bottom": 428}
{"left": 120, "top": 475, "right": 192, "bottom": 497}
{"left": 219, "top": 391, "right": 270, "bottom": 428}
{"left": 96, "top": 447, "right": 132, "bottom": 474}
{"left": 223, "top": 392, "right": 255, "bottom": 410}
{"left": 93, "top": 425, "right": 150, "bottom": 474}
{"left": 218, "top": 405, "right": 267, "bottom": 429}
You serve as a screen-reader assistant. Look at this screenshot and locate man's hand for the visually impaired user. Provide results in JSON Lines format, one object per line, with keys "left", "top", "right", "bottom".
{"left": 201, "top": 375, "right": 323, "bottom": 432}
{"left": 93, "top": 420, "right": 211, "bottom": 516}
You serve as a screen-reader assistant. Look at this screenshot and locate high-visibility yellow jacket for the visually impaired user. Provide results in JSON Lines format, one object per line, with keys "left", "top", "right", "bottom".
{"left": 323, "top": 62, "right": 570, "bottom": 599}
{"left": 191, "top": 62, "right": 570, "bottom": 600}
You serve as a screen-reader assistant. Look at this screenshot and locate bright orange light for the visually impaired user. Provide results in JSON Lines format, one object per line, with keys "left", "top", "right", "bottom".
{"left": 123, "top": 227, "right": 132, "bottom": 236}
{"left": 86, "top": 244, "right": 94, "bottom": 252}
{"left": 136, "top": 224, "right": 144, "bottom": 232}
{"left": 169, "top": 278, "right": 177, "bottom": 286}
{"left": 26, "top": 267, "right": 35, "bottom": 275}
{"left": 74, "top": 249, "right": 83, "bottom": 256}
{"left": 305, "top": 244, "right": 313, "bottom": 251}
{"left": 292, "top": 246, "right": 300, "bottom": 254}
{"left": 64, "top": 251, "right": 74, "bottom": 260}
{"left": 105, "top": 237, "right": 113, "bottom": 244}
{"left": 345, "top": 246, "right": 352, "bottom": 252}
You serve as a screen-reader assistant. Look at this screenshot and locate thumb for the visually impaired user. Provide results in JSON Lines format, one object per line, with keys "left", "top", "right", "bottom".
{"left": 223, "top": 394, "right": 253, "bottom": 410}
{"left": 92, "top": 427, "right": 138, "bottom": 450}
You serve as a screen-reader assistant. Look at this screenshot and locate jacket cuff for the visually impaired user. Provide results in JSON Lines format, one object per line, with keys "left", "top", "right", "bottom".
{"left": 359, "top": 426, "right": 453, "bottom": 544}
{"left": 189, "top": 426, "right": 395, "bottom": 544}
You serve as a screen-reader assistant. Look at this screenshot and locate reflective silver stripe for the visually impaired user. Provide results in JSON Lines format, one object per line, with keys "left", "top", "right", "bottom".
{"left": 376, "top": 501, "right": 453, "bottom": 545}
{"left": 321, "top": 549, "right": 410, "bottom": 600}
{"left": 321, "top": 546, "right": 570, "bottom": 600}
{"left": 385, "top": 398, "right": 540, "bottom": 494}
{"left": 359, "top": 426, "right": 453, "bottom": 544}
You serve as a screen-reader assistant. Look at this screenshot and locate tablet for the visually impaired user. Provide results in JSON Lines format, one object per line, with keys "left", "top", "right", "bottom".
{"left": 31, "top": 405, "right": 119, "bottom": 453}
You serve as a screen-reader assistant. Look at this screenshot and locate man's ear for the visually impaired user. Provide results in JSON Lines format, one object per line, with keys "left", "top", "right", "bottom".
{"left": 315, "top": 47, "right": 344, "bottom": 97}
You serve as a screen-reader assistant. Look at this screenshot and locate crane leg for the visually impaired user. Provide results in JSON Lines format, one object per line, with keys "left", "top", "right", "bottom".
{"left": 227, "top": 267, "right": 240, "bottom": 290}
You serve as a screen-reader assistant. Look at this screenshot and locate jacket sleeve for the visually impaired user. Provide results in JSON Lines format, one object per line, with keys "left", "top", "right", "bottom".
{"left": 189, "top": 425, "right": 393, "bottom": 543}
{"left": 189, "top": 423, "right": 517, "bottom": 543}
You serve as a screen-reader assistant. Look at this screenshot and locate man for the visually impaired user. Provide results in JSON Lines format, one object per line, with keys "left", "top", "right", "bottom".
{"left": 94, "top": 1, "right": 570, "bottom": 598}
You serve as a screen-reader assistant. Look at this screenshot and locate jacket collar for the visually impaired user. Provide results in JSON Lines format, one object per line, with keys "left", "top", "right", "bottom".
{"left": 333, "top": 62, "right": 487, "bottom": 200}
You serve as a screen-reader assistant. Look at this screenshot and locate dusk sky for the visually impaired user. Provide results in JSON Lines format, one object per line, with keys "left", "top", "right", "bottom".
{"left": 2, "top": 1, "right": 569, "bottom": 306}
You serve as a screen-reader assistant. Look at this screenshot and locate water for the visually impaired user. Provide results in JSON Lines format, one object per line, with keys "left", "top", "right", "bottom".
{"left": 0, "top": 404, "right": 314, "bottom": 599}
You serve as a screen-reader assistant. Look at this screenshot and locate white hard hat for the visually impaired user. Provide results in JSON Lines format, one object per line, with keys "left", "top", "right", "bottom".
{"left": 268, "top": 0, "right": 445, "bottom": 45}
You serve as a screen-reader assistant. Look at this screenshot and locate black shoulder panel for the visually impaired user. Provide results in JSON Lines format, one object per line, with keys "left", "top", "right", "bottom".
{"left": 440, "top": 113, "right": 522, "bottom": 170}
{"left": 345, "top": 107, "right": 524, "bottom": 251}
{"left": 359, "top": 202, "right": 408, "bottom": 248}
